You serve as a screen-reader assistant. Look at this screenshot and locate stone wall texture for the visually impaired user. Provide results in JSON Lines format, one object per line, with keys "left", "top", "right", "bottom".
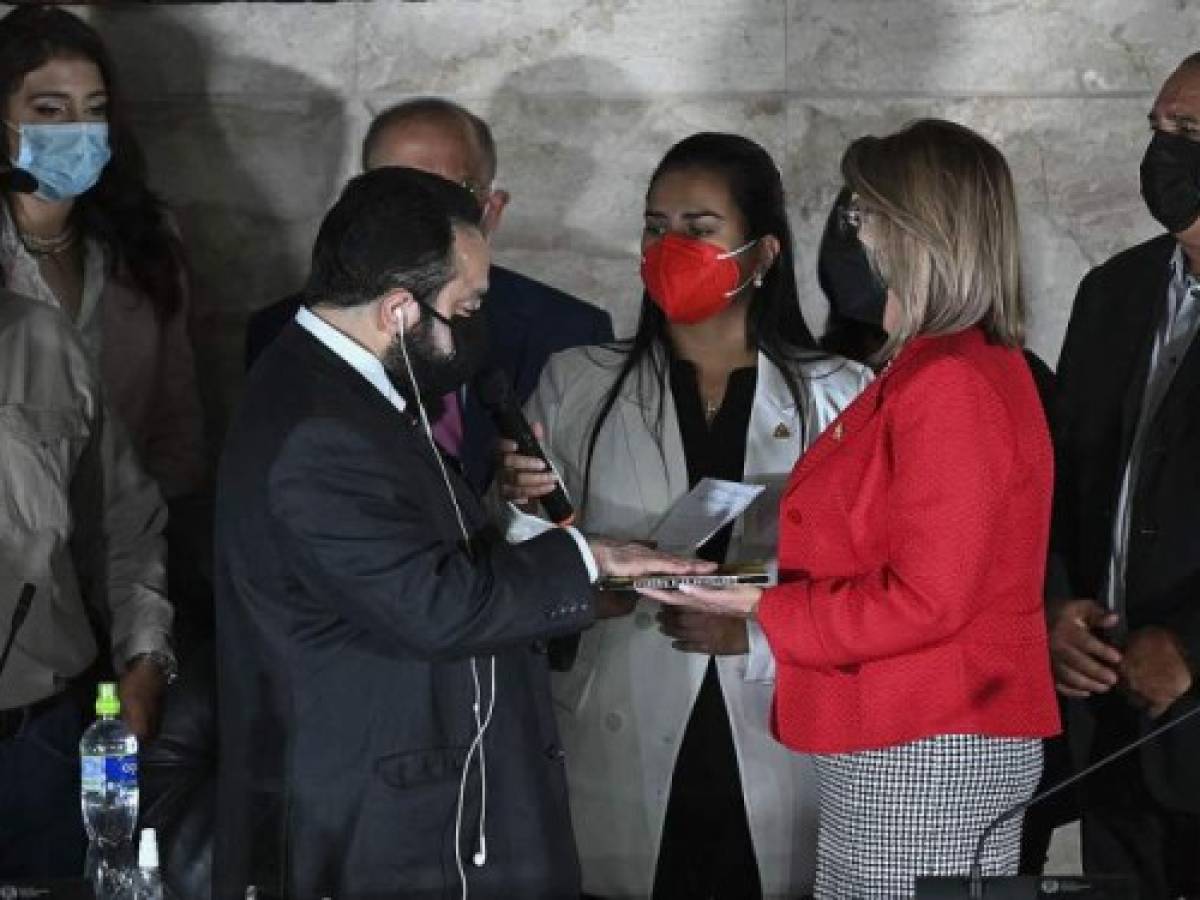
{"left": 15, "top": 1, "right": 1200, "bottom": 436}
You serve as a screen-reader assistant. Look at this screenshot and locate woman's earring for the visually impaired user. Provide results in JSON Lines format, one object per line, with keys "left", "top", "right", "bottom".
{"left": 753, "top": 271, "right": 764, "bottom": 288}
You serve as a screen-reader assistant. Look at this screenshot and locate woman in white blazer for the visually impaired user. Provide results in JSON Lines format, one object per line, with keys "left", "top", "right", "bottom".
{"left": 500, "top": 133, "right": 870, "bottom": 899}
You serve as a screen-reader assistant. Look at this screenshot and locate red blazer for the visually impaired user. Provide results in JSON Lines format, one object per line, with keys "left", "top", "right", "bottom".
{"left": 757, "top": 328, "right": 1061, "bottom": 754}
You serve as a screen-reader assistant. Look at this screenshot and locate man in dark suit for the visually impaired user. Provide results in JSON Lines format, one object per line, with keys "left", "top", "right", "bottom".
{"left": 244, "top": 97, "right": 614, "bottom": 491}
{"left": 1049, "top": 52, "right": 1200, "bottom": 896}
{"left": 214, "top": 167, "right": 704, "bottom": 900}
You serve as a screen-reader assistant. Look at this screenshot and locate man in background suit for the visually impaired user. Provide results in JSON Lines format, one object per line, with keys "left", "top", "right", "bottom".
{"left": 1049, "top": 52, "right": 1200, "bottom": 896}
{"left": 215, "top": 167, "right": 704, "bottom": 899}
{"left": 244, "top": 97, "right": 614, "bottom": 491}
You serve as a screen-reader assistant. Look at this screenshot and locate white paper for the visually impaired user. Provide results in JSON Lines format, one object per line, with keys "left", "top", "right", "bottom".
{"left": 650, "top": 478, "right": 765, "bottom": 554}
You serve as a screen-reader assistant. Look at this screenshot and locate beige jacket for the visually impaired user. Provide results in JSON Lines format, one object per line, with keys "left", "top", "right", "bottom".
{"left": 521, "top": 343, "right": 871, "bottom": 899}
{"left": 0, "top": 289, "right": 171, "bottom": 709}
{"left": 0, "top": 207, "right": 206, "bottom": 498}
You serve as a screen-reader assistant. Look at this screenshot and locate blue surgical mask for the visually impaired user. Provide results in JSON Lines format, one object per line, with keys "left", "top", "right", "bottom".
{"left": 7, "top": 121, "right": 111, "bottom": 202}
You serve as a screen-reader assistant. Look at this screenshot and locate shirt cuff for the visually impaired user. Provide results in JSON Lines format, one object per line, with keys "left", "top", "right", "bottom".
{"left": 564, "top": 525, "right": 599, "bottom": 583}
{"left": 503, "top": 502, "right": 597, "bottom": 581}
{"left": 744, "top": 618, "right": 776, "bottom": 683}
{"left": 112, "top": 628, "right": 175, "bottom": 675}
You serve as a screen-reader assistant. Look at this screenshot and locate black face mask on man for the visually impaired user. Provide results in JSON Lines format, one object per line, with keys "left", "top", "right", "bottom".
{"left": 385, "top": 300, "right": 490, "bottom": 411}
{"left": 816, "top": 188, "right": 888, "bottom": 327}
{"left": 1140, "top": 130, "right": 1200, "bottom": 235}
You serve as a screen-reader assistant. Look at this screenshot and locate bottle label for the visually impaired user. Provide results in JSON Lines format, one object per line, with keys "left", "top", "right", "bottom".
{"left": 81, "top": 754, "right": 137, "bottom": 792}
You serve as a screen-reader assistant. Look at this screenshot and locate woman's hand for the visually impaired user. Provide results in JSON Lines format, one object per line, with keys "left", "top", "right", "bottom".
{"left": 657, "top": 608, "right": 749, "bottom": 655}
{"left": 495, "top": 422, "right": 559, "bottom": 506}
{"left": 638, "top": 583, "right": 763, "bottom": 619}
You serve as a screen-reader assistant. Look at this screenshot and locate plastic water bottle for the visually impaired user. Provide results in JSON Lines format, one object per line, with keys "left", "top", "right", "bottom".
{"left": 135, "top": 829, "right": 164, "bottom": 900}
{"left": 81, "top": 682, "right": 138, "bottom": 898}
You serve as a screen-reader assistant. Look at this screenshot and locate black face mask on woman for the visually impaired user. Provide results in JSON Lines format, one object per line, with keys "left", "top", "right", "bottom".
{"left": 1140, "top": 130, "right": 1200, "bottom": 235}
{"left": 816, "top": 188, "right": 888, "bottom": 326}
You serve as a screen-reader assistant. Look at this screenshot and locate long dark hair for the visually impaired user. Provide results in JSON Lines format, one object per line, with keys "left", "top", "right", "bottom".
{"left": 581, "top": 132, "right": 817, "bottom": 507}
{"left": 0, "top": 7, "right": 185, "bottom": 320}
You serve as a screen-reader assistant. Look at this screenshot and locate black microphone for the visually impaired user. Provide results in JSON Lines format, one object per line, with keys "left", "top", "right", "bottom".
{"left": 0, "top": 583, "right": 36, "bottom": 684}
{"left": 915, "top": 697, "right": 1200, "bottom": 898}
{"left": 474, "top": 367, "right": 575, "bottom": 526}
{"left": 0, "top": 165, "right": 38, "bottom": 195}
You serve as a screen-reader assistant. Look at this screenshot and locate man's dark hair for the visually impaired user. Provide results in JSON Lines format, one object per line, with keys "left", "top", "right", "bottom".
{"left": 360, "top": 97, "right": 498, "bottom": 185}
{"left": 303, "top": 166, "right": 480, "bottom": 310}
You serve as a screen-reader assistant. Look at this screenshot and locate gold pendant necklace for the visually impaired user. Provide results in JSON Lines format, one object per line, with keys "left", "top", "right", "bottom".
{"left": 19, "top": 224, "right": 77, "bottom": 257}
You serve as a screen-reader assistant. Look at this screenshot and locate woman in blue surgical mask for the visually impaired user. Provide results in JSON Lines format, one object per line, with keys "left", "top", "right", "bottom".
{"left": 0, "top": 7, "right": 204, "bottom": 499}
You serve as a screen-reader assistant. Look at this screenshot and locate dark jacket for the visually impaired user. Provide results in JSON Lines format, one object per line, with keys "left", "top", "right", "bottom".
{"left": 1052, "top": 233, "right": 1200, "bottom": 811}
{"left": 243, "top": 265, "right": 615, "bottom": 492}
{"left": 213, "top": 323, "right": 596, "bottom": 899}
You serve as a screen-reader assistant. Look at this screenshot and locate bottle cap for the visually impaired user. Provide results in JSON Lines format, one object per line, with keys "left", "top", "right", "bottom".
{"left": 95, "top": 682, "right": 120, "bottom": 717}
{"left": 138, "top": 828, "right": 159, "bottom": 869}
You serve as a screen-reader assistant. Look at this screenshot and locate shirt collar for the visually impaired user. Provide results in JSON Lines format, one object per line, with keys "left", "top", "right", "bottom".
{"left": 294, "top": 306, "right": 407, "bottom": 414}
{"left": 1169, "top": 244, "right": 1200, "bottom": 295}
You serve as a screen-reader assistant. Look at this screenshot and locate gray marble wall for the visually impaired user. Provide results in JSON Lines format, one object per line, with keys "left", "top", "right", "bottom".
{"left": 23, "top": 1, "right": 1200, "bottom": 435}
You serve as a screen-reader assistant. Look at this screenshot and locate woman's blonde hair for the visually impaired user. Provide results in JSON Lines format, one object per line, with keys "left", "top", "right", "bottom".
{"left": 841, "top": 118, "right": 1025, "bottom": 356}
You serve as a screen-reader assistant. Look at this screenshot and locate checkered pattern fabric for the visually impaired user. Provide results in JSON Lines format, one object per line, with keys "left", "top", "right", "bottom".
{"left": 812, "top": 734, "right": 1043, "bottom": 899}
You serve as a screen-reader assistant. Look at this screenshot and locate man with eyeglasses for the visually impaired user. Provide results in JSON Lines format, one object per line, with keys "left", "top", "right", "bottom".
{"left": 245, "top": 98, "right": 613, "bottom": 491}
{"left": 1048, "top": 52, "right": 1200, "bottom": 896}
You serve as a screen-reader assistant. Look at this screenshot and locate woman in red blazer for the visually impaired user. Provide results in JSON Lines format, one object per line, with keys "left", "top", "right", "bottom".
{"left": 644, "top": 119, "right": 1060, "bottom": 897}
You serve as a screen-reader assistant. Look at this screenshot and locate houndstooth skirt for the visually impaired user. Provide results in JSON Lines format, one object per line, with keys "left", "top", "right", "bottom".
{"left": 812, "top": 733, "right": 1043, "bottom": 900}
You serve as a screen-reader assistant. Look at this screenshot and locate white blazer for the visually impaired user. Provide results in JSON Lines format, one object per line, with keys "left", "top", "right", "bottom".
{"left": 521, "top": 343, "right": 871, "bottom": 899}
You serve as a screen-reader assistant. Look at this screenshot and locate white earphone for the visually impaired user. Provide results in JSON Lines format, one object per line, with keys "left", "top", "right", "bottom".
{"left": 396, "top": 305, "right": 495, "bottom": 898}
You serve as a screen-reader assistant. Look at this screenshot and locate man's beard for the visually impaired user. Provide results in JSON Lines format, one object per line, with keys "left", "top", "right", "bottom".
{"left": 384, "top": 309, "right": 490, "bottom": 414}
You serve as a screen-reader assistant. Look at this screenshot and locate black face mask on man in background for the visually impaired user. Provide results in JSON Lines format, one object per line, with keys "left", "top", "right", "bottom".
{"left": 1140, "top": 130, "right": 1200, "bottom": 235}
{"left": 816, "top": 187, "right": 888, "bottom": 327}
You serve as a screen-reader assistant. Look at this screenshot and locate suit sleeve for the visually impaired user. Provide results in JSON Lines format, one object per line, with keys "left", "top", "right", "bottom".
{"left": 269, "top": 417, "right": 594, "bottom": 661}
{"left": 757, "top": 357, "right": 1020, "bottom": 668}
{"left": 1045, "top": 269, "right": 1101, "bottom": 600}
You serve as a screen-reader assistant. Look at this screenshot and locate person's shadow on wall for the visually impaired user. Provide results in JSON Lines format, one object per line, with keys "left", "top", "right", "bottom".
{"left": 88, "top": 8, "right": 349, "bottom": 647}
{"left": 480, "top": 55, "right": 674, "bottom": 338}
{"left": 90, "top": 8, "right": 350, "bottom": 459}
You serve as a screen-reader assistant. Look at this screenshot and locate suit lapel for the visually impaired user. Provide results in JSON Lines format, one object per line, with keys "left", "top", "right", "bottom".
{"left": 1116, "top": 245, "right": 1176, "bottom": 464}
{"left": 280, "top": 323, "right": 415, "bottom": 434}
{"left": 1151, "top": 292, "right": 1200, "bottom": 444}
{"left": 743, "top": 353, "right": 803, "bottom": 488}
{"left": 615, "top": 355, "right": 689, "bottom": 535}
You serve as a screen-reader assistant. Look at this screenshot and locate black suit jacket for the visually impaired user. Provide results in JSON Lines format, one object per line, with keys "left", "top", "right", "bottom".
{"left": 213, "top": 323, "right": 595, "bottom": 899}
{"left": 1053, "top": 233, "right": 1200, "bottom": 811}
{"left": 243, "top": 265, "right": 614, "bottom": 492}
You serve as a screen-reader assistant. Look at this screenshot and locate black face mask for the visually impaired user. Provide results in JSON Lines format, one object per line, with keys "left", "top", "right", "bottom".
{"left": 816, "top": 188, "right": 888, "bottom": 327}
{"left": 1140, "top": 130, "right": 1200, "bottom": 235}
{"left": 385, "top": 301, "right": 490, "bottom": 409}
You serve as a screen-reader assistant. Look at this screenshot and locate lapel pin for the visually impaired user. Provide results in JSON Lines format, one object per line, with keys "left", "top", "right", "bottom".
{"left": 833, "top": 422, "right": 844, "bottom": 441}
{"left": 773, "top": 422, "right": 791, "bottom": 440}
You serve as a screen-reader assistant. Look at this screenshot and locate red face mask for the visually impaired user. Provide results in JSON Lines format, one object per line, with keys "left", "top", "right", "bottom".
{"left": 640, "top": 233, "right": 757, "bottom": 324}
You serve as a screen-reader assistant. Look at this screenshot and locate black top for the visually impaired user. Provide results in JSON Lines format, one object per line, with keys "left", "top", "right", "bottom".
{"left": 653, "top": 356, "right": 762, "bottom": 897}
{"left": 668, "top": 358, "right": 758, "bottom": 563}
